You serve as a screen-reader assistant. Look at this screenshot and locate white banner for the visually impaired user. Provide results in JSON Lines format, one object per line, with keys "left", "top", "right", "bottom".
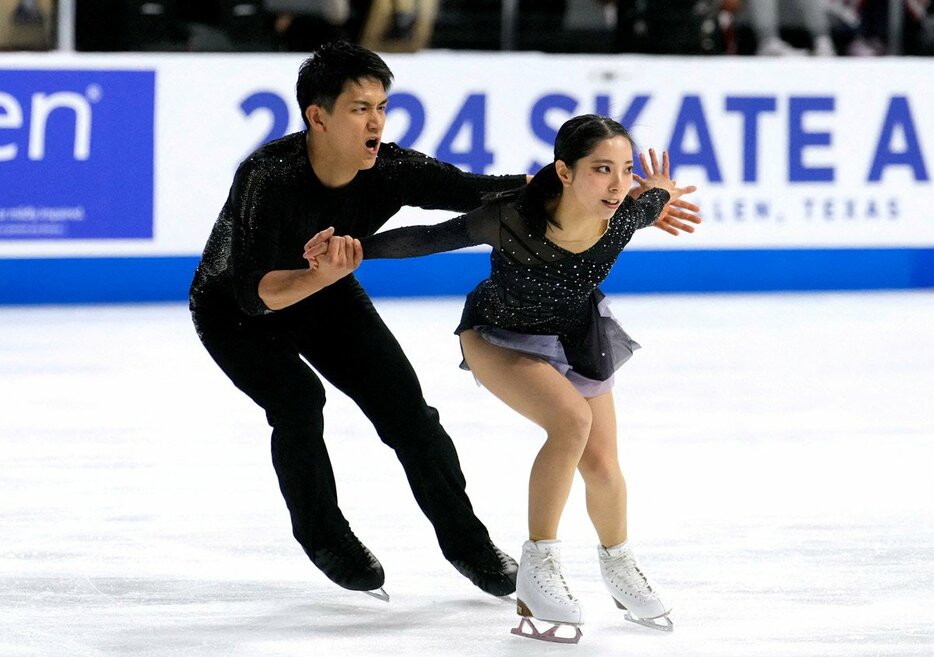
{"left": 1, "top": 51, "right": 932, "bottom": 258}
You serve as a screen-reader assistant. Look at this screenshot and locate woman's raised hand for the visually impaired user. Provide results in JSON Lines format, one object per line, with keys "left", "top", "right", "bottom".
{"left": 632, "top": 149, "right": 702, "bottom": 236}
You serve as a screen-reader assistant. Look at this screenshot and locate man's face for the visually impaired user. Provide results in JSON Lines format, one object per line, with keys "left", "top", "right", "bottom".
{"left": 312, "top": 77, "right": 388, "bottom": 172}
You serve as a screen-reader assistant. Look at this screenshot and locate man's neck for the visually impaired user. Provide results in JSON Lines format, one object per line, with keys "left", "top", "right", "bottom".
{"left": 306, "top": 132, "right": 358, "bottom": 188}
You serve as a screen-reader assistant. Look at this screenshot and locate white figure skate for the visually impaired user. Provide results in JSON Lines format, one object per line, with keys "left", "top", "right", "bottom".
{"left": 599, "top": 541, "right": 673, "bottom": 632}
{"left": 511, "top": 540, "right": 583, "bottom": 644}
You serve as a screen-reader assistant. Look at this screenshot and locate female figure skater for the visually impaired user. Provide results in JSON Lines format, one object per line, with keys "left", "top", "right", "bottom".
{"left": 307, "top": 114, "right": 697, "bottom": 641}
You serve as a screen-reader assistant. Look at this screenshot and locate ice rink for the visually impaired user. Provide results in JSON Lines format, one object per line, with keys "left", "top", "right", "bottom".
{"left": 1, "top": 291, "right": 932, "bottom": 657}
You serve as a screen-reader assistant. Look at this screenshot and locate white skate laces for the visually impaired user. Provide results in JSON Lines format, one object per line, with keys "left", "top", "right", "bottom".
{"left": 511, "top": 540, "right": 584, "bottom": 644}
{"left": 599, "top": 541, "right": 673, "bottom": 631}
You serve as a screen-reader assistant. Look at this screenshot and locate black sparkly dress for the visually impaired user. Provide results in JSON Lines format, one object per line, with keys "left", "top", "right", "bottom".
{"left": 361, "top": 188, "right": 670, "bottom": 395}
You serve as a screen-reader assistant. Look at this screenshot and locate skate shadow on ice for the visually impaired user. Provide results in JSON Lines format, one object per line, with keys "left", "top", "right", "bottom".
{"left": 70, "top": 577, "right": 514, "bottom": 649}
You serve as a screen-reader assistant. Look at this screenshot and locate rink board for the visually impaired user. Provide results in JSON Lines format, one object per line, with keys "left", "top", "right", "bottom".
{"left": 2, "top": 247, "right": 933, "bottom": 304}
{"left": 1, "top": 52, "right": 932, "bottom": 303}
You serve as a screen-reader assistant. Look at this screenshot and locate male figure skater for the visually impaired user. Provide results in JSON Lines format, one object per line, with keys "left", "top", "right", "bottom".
{"left": 189, "top": 41, "right": 526, "bottom": 599}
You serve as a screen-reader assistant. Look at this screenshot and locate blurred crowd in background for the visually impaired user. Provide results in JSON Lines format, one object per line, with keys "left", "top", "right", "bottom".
{"left": 2, "top": 0, "right": 933, "bottom": 56}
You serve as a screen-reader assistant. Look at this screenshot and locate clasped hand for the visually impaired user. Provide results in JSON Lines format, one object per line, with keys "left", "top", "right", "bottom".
{"left": 302, "top": 227, "right": 362, "bottom": 278}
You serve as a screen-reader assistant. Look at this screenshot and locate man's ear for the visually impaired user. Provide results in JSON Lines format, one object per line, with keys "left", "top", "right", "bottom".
{"left": 306, "top": 105, "right": 327, "bottom": 133}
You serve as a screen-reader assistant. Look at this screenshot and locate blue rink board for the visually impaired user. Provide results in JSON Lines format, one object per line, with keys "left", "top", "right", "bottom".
{"left": 1, "top": 248, "right": 933, "bottom": 305}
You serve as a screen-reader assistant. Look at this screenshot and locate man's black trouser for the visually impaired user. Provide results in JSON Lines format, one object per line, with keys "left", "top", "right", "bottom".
{"left": 191, "top": 276, "right": 491, "bottom": 561}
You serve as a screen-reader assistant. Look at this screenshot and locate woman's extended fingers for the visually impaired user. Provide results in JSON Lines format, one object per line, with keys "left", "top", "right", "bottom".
{"left": 677, "top": 184, "right": 697, "bottom": 195}
{"left": 672, "top": 198, "right": 701, "bottom": 212}
{"left": 639, "top": 151, "right": 650, "bottom": 176}
{"left": 649, "top": 148, "right": 660, "bottom": 175}
{"left": 673, "top": 203, "right": 700, "bottom": 219}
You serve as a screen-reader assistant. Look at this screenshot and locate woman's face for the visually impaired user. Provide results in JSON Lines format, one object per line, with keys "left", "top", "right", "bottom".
{"left": 560, "top": 136, "right": 634, "bottom": 221}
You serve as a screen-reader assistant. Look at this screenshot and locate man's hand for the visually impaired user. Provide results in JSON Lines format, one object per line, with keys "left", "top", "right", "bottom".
{"left": 311, "top": 234, "right": 363, "bottom": 287}
{"left": 257, "top": 229, "right": 362, "bottom": 311}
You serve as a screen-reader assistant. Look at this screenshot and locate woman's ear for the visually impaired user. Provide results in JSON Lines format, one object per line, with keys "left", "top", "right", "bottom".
{"left": 555, "top": 160, "right": 573, "bottom": 187}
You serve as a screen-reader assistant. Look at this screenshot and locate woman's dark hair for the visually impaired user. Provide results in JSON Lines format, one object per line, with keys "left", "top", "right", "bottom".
{"left": 518, "top": 114, "right": 634, "bottom": 233}
{"left": 296, "top": 41, "right": 394, "bottom": 127}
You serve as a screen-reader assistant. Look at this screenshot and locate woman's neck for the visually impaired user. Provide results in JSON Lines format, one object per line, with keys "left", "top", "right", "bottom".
{"left": 546, "top": 197, "right": 608, "bottom": 245}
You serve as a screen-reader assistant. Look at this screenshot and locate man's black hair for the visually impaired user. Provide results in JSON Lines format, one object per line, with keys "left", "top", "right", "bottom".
{"left": 296, "top": 41, "right": 394, "bottom": 127}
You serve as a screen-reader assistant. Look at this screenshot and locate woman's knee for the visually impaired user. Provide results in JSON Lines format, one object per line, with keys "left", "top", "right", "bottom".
{"left": 578, "top": 449, "right": 625, "bottom": 488}
{"left": 543, "top": 400, "right": 593, "bottom": 451}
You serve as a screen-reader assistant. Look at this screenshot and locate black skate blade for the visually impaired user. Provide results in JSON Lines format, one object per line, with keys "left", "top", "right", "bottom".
{"left": 511, "top": 617, "right": 582, "bottom": 644}
{"left": 363, "top": 587, "right": 390, "bottom": 602}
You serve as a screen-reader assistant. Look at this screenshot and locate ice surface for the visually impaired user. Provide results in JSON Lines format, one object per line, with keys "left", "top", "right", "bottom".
{"left": 1, "top": 292, "right": 932, "bottom": 656}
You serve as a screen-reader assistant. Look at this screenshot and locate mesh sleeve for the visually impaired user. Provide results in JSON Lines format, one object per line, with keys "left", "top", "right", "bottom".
{"left": 633, "top": 187, "right": 671, "bottom": 229}
{"left": 360, "top": 203, "right": 502, "bottom": 260}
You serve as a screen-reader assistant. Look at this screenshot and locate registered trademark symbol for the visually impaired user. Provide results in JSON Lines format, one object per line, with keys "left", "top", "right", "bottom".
{"left": 86, "top": 84, "right": 103, "bottom": 103}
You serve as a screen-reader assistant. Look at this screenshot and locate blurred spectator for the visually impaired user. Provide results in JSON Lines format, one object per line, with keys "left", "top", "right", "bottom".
{"left": 264, "top": 0, "right": 438, "bottom": 53}
{"left": 181, "top": 0, "right": 272, "bottom": 51}
{"left": 843, "top": 0, "right": 933, "bottom": 55}
{"left": 76, "top": 0, "right": 273, "bottom": 51}
{"left": 1, "top": 0, "right": 54, "bottom": 50}
{"left": 357, "top": 0, "right": 438, "bottom": 53}
{"left": 429, "top": 0, "right": 500, "bottom": 50}
{"left": 267, "top": 0, "right": 351, "bottom": 51}
{"left": 66, "top": 0, "right": 933, "bottom": 54}
{"left": 75, "top": 1, "right": 190, "bottom": 51}
{"left": 740, "top": 0, "right": 837, "bottom": 55}
{"left": 602, "top": 0, "right": 733, "bottom": 55}
{"left": 516, "top": 0, "right": 566, "bottom": 51}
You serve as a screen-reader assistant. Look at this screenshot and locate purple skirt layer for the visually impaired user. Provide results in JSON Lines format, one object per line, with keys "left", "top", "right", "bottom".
{"left": 460, "top": 297, "right": 640, "bottom": 398}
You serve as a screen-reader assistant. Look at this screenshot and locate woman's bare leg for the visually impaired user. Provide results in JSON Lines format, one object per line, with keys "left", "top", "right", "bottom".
{"left": 460, "top": 330, "right": 592, "bottom": 540}
{"left": 578, "top": 392, "right": 628, "bottom": 547}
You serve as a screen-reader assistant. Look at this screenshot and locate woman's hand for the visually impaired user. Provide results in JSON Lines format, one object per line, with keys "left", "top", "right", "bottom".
{"left": 631, "top": 149, "right": 702, "bottom": 236}
{"left": 303, "top": 227, "right": 334, "bottom": 269}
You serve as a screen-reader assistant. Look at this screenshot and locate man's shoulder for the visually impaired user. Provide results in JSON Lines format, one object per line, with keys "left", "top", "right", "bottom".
{"left": 375, "top": 142, "right": 443, "bottom": 171}
{"left": 239, "top": 132, "right": 306, "bottom": 170}
{"left": 233, "top": 132, "right": 306, "bottom": 187}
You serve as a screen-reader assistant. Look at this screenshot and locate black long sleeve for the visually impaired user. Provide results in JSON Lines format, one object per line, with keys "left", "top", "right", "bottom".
{"left": 361, "top": 216, "right": 474, "bottom": 260}
{"left": 361, "top": 203, "right": 503, "bottom": 260}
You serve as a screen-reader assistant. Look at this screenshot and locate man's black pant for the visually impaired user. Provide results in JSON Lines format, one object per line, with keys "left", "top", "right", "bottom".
{"left": 191, "top": 276, "right": 491, "bottom": 561}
